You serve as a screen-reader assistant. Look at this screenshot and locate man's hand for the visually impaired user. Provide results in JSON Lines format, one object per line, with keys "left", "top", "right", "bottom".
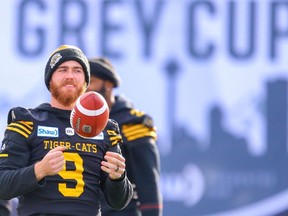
{"left": 101, "top": 151, "right": 126, "bottom": 180}
{"left": 34, "top": 146, "right": 66, "bottom": 181}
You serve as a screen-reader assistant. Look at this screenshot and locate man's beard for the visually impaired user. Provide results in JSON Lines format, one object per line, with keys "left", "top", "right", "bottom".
{"left": 50, "top": 80, "right": 86, "bottom": 107}
{"left": 92, "top": 82, "right": 110, "bottom": 104}
{"left": 97, "top": 82, "right": 107, "bottom": 99}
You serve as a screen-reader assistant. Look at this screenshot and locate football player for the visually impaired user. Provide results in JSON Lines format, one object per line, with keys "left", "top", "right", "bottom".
{"left": 0, "top": 45, "right": 133, "bottom": 216}
{"left": 87, "top": 58, "right": 163, "bottom": 216}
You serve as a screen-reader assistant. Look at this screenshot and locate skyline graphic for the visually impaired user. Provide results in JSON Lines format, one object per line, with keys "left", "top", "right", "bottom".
{"left": 161, "top": 63, "right": 288, "bottom": 215}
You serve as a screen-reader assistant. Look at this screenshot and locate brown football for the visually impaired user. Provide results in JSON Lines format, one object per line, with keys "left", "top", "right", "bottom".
{"left": 70, "top": 91, "right": 109, "bottom": 138}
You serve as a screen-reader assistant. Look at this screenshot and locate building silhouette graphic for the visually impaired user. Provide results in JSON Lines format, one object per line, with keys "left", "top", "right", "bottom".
{"left": 161, "top": 63, "right": 288, "bottom": 215}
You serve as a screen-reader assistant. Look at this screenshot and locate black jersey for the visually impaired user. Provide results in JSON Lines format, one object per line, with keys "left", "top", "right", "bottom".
{"left": 101, "top": 95, "right": 162, "bottom": 216}
{"left": 0, "top": 103, "right": 132, "bottom": 216}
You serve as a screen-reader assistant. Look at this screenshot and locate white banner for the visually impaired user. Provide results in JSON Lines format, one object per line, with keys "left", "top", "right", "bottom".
{"left": 1, "top": 0, "right": 288, "bottom": 215}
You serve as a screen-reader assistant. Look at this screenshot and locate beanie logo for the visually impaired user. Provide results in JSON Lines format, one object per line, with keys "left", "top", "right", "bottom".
{"left": 50, "top": 53, "right": 62, "bottom": 69}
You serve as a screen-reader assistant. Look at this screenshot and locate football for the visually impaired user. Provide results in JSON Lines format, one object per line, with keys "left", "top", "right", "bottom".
{"left": 70, "top": 91, "right": 109, "bottom": 138}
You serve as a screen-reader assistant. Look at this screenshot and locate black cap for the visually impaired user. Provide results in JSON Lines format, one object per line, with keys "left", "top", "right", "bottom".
{"left": 45, "top": 45, "right": 90, "bottom": 90}
{"left": 89, "top": 58, "right": 121, "bottom": 87}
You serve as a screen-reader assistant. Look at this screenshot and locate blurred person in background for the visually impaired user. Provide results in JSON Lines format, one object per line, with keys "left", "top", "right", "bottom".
{"left": 87, "top": 57, "right": 163, "bottom": 216}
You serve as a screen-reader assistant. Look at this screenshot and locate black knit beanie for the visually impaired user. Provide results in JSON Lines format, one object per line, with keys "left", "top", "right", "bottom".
{"left": 89, "top": 58, "right": 121, "bottom": 87}
{"left": 45, "top": 45, "right": 90, "bottom": 90}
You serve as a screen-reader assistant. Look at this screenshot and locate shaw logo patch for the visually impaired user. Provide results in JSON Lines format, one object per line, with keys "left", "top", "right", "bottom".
{"left": 37, "top": 126, "right": 59, "bottom": 137}
{"left": 65, "top": 127, "right": 75, "bottom": 136}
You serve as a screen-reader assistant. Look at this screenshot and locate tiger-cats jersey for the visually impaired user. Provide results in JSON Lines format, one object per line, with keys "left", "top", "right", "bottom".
{"left": 101, "top": 95, "right": 162, "bottom": 216}
{"left": 0, "top": 103, "right": 132, "bottom": 216}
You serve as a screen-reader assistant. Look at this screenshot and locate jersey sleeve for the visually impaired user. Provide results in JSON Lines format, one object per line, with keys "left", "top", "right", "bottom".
{"left": 0, "top": 107, "right": 43, "bottom": 200}
{"left": 121, "top": 112, "right": 163, "bottom": 215}
{"left": 127, "top": 137, "right": 162, "bottom": 215}
{"left": 121, "top": 113, "right": 157, "bottom": 145}
{"left": 102, "top": 173, "right": 133, "bottom": 210}
{"left": 105, "top": 119, "right": 123, "bottom": 153}
{"left": 101, "top": 119, "right": 133, "bottom": 210}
